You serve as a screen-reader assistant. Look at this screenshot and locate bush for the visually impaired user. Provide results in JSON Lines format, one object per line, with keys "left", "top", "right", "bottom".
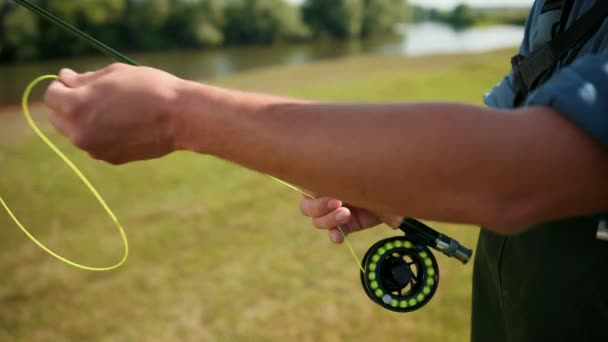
{"left": 0, "top": 0, "right": 408, "bottom": 62}
{"left": 224, "top": 0, "right": 310, "bottom": 45}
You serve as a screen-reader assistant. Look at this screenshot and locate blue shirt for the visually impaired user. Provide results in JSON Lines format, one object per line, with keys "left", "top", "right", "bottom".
{"left": 485, "top": 0, "right": 608, "bottom": 147}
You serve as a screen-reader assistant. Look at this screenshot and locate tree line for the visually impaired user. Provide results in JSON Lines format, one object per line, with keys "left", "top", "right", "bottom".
{"left": 0, "top": 0, "right": 408, "bottom": 62}
{"left": 411, "top": 4, "right": 528, "bottom": 29}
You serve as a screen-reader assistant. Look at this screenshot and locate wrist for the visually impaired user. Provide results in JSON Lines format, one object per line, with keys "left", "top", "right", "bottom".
{"left": 169, "top": 80, "right": 282, "bottom": 155}
{"left": 169, "top": 79, "right": 221, "bottom": 153}
{"left": 166, "top": 78, "right": 191, "bottom": 152}
{"left": 168, "top": 79, "right": 311, "bottom": 157}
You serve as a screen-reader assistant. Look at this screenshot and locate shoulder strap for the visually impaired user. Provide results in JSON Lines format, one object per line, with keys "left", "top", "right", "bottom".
{"left": 512, "top": 0, "right": 608, "bottom": 107}
{"left": 557, "top": 0, "right": 575, "bottom": 33}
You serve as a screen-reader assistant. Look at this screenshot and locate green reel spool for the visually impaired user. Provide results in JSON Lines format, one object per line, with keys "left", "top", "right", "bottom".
{"left": 360, "top": 219, "right": 473, "bottom": 312}
{"left": 360, "top": 236, "right": 439, "bottom": 312}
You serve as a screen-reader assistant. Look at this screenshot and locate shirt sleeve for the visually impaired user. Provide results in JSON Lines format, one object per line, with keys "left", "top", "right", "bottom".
{"left": 484, "top": 2, "right": 537, "bottom": 110}
{"left": 525, "top": 50, "right": 608, "bottom": 147}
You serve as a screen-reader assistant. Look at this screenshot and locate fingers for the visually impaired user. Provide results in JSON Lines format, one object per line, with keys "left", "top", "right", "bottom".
{"left": 314, "top": 207, "right": 353, "bottom": 245}
{"left": 44, "top": 80, "right": 80, "bottom": 116}
{"left": 300, "top": 196, "right": 342, "bottom": 217}
{"left": 58, "top": 64, "right": 119, "bottom": 88}
{"left": 47, "top": 111, "right": 72, "bottom": 138}
{"left": 312, "top": 207, "right": 351, "bottom": 230}
{"left": 44, "top": 77, "right": 91, "bottom": 144}
{"left": 329, "top": 228, "right": 347, "bottom": 244}
{"left": 46, "top": 64, "right": 126, "bottom": 134}
{"left": 299, "top": 196, "right": 353, "bottom": 244}
{"left": 58, "top": 68, "right": 80, "bottom": 88}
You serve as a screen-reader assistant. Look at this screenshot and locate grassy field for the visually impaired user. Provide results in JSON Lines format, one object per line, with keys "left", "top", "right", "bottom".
{"left": 0, "top": 49, "right": 514, "bottom": 342}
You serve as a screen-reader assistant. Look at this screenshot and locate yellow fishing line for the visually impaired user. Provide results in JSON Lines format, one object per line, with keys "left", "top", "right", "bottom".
{"left": 0, "top": 75, "right": 129, "bottom": 271}
{"left": 1, "top": 74, "right": 362, "bottom": 274}
{"left": 271, "top": 176, "right": 365, "bottom": 273}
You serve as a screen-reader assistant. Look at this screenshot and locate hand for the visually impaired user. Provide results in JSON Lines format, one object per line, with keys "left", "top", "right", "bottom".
{"left": 44, "top": 64, "right": 187, "bottom": 165}
{"left": 300, "top": 195, "right": 397, "bottom": 244}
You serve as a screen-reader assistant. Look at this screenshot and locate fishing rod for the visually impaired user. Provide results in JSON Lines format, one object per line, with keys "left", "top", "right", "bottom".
{"left": 13, "top": 0, "right": 473, "bottom": 313}
{"left": 13, "top": 0, "right": 138, "bottom": 66}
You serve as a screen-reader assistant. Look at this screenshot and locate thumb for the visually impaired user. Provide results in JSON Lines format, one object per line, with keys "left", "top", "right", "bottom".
{"left": 59, "top": 67, "right": 110, "bottom": 88}
{"left": 58, "top": 68, "right": 80, "bottom": 88}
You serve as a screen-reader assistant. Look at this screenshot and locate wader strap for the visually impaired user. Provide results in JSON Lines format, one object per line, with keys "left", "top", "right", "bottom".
{"left": 512, "top": 0, "right": 608, "bottom": 107}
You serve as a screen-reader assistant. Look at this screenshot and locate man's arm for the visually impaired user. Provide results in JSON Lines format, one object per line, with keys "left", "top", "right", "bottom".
{"left": 175, "top": 82, "right": 608, "bottom": 233}
{"left": 45, "top": 65, "right": 608, "bottom": 234}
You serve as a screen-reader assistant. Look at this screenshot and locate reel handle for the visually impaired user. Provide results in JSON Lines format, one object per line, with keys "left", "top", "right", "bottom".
{"left": 399, "top": 218, "right": 473, "bottom": 264}
{"left": 376, "top": 216, "right": 474, "bottom": 264}
{"left": 434, "top": 234, "right": 473, "bottom": 264}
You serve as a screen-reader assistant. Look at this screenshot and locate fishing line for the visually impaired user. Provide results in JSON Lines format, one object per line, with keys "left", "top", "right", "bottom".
{"left": 0, "top": 75, "right": 129, "bottom": 271}
{"left": 271, "top": 177, "right": 364, "bottom": 273}
{"left": 9, "top": 0, "right": 365, "bottom": 273}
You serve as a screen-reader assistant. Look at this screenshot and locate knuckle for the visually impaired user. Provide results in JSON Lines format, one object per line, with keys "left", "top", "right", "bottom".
{"left": 312, "top": 219, "right": 323, "bottom": 229}
{"left": 108, "top": 63, "right": 125, "bottom": 71}
{"left": 43, "top": 82, "right": 58, "bottom": 103}
{"left": 312, "top": 217, "right": 330, "bottom": 230}
{"left": 299, "top": 199, "right": 311, "bottom": 216}
{"left": 71, "top": 132, "right": 92, "bottom": 150}
{"left": 62, "top": 97, "right": 86, "bottom": 119}
{"left": 63, "top": 103, "right": 78, "bottom": 119}
{"left": 304, "top": 197, "right": 326, "bottom": 216}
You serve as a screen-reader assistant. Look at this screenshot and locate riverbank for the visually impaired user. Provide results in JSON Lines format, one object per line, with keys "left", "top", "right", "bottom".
{"left": 0, "top": 47, "right": 514, "bottom": 116}
{"left": 0, "top": 48, "right": 514, "bottom": 341}
{"left": 0, "top": 22, "right": 524, "bottom": 107}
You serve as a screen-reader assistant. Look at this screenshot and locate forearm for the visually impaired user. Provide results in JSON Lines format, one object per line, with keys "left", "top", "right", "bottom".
{"left": 174, "top": 81, "right": 608, "bottom": 233}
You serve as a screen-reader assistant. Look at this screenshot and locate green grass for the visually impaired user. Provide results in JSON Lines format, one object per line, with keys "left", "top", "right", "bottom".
{"left": 0, "top": 49, "right": 515, "bottom": 341}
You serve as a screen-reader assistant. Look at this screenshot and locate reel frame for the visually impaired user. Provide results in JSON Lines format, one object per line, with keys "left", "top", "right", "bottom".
{"left": 360, "top": 219, "right": 473, "bottom": 312}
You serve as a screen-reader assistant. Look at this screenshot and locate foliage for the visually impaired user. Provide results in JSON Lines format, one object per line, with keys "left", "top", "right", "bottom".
{"left": 1, "top": 3, "right": 38, "bottom": 61}
{"left": 164, "top": 0, "right": 226, "bottom": 48}
{"left": 302, "top": 0, "right": 364, "bottom": 39}
{"left": 223, "top": 0, "right": 309, "bottom": 45}
{"left": 302, "top": 0, "right": 407, "bottom": 39}
{"left": 0, "top": 0, "right": 410, "bottom": 62}
{"left": 362, "top": 0, "right": 408, "bottom": 38}
{"left": 411, "top": 4, "right": 529, "bottom": 29}
{"left": 450, "top": 4, "right": 475, "bottom": 28}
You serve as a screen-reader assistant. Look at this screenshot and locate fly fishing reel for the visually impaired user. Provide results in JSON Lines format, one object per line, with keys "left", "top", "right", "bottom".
{"left": 360, "top": 218, "right": 473, "bottom": 312}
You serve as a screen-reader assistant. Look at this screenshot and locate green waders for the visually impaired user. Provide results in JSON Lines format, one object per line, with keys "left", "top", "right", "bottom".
{"left": 472, "top": 217, "right": 608, "bottom": 341}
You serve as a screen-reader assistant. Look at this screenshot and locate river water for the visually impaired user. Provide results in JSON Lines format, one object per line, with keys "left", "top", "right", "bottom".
{"left": 0, "top": 22, "right": 524, "bottom": 106}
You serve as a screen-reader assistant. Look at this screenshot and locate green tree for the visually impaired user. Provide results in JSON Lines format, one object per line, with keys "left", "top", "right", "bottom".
{"left": 223, "top": 0, "right": 309, "bottom": 45}
{"left": 450, "top": 4, "right": 475, "bottom": 28}
{"left": 80, "top": 0, "right": 127, "bottom": 54}
{"left": 0, "top": 0, "right": 10, "bottom": 61}
{"left": 1, "top": 0, "right": 409, "bottom": 63}
{"left": 302, "top": 0, "right": 364, "bottom": 39}
{"left": 362, "top": 0, "right": 408, "bottom": 38}
{"left": 28, "top": 1, "right": 128, "bottom": 59}
{"left": 1, "top": 2, "right": 39, "bottom": 61}
{"left": 164, "top": 0, "right": 225, "bottom": 48}
{"left": 122, "top": 0, "right": 171, "bottom": 50}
